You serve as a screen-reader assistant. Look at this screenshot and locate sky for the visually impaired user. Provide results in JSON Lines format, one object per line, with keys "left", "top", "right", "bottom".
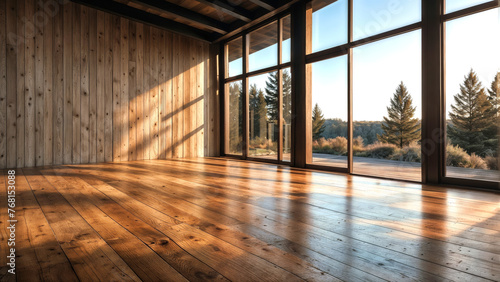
{"left": 228, "top": 0, "right": 500, "bottom": 121}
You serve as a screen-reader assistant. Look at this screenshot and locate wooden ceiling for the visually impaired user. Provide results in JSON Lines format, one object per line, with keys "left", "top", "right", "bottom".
{"left": 70, "top": 0, "right": 294, "bottom": 42}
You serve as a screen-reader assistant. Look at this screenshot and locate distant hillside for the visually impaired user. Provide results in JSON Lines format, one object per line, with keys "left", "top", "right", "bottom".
{"left": 321, "top": 119, "right": 383, "bottom": 145}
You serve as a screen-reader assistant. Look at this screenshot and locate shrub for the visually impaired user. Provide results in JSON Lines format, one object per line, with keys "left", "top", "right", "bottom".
{"left": 249, "top": 137, "right": 276, "bottom": 153}
{"left": 468, "top": 153, "right": 487, "bottom": 169}
{"left": 390, "top": 142, "right": 421, "bottom": 162}
{"left": 328, "top": 137, "right": 348, "bottom": 155}
{"left": 312, "top": 137, "right": 348, "bottom": 155}
{"left": 360, "top": 142, "right": 398, "bottom": 159}
{"left": 485, "top": 156, "right": 499, "bottom": 170}
{"left": 353, "top": 136, "right": 365, "bottom": 154}
{"left": 446, "top": 144, "right": 470, "bottom": 168}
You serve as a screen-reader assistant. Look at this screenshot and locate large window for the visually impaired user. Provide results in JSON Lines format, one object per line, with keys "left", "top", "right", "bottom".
{"left": 224, "top": 15, "right": 292, "bottom": 163}
{"left": 221, "top": 0, "right": 499, "bottom": 190}
{"left": 444, "top": 7, "right": 500, "bottom": 183}
{"left": 353, "top": 31, "right": 422, "bottom": 182}
{"left": 306, "top": 0, "right": 422, "bottom": 182}
{"left": 309, "top": 56, "right": 348, "bottom": 168}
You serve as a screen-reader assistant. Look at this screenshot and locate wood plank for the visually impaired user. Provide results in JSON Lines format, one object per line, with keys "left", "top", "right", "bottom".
{"left": 112, "top": 15, "right": 121, "bottom": 162}
{"left": 6, "top": 0, "right": 17, "bottom": 169}
{"left": 197, "top": 41, "right": 204, "bottom": 158}
{"left": 89, "top": 8, "right": 97, "bottom": 163}
{"left": 62, "top": 1, "right": 73, "bottom": 164}
{"left": 183, "top": 37, "right": 192, "bottom": 158}
{"left": 80, "top": 6, "right": 89, "bottom": 164}
{"left": 120, "top": 17, "right": 129, "bottom": 161}
{"left": 52, "top": 1, "right": 64, "bottom": 165}
{"left": 158, "top": 29, "right": 166, "bottom": 159}
{"left": 24, "top": 0, "right": 35, "bottom": 168}
{"left": 204, "top": 43, "right": 210, "bottom": 157}
{"left": 138, "top": 160, "right": 500, "bottom": 281}
{"left": 172, "top": 33, "right": 183, "bottom": 158}
{"left": 54, "top": 166, "right": 304, "bottom": 282}
{"left": 104, "top": 12, "right": 113, "bottom": 162}
{"left": 135, "top": 22, "right": 144, "bottom": 160}
{"left": 164, "top": 31, "right": 173, "bottom": 159}
{"left": 158, "top": 30, "right": 168, "bottom": 159}
{"left": 34, "top": 0, "right": 44, "bottom": 167}
{"left": 96, "top": 10, "right": 105, "bottom": 163}
{"left": 14, "top": 170, "right": 78, "bottom": 281}
{"left": 42, "top": 169, "right": 199, "bottom": 281}
{"left": 24, "top": 169, "right": 141, "bottom": 281}
{"left": 189, "top": 39, "right": 197, "bottom": 158}
{"left": 7, "top": 159, "right": 500, "bottom": 281}
{"left": 72, "top": 3, "right": 81, "bottom": 164}
{"left": 149, "top": 27, "right": 159, "bottom": 159}
{"left": 0, "top": 0, "right": 7, "bottom": 169}
{"left": 128, "top": 20, "right": 137, "bottom": 161}
{"left": 142, "top": 25, "right": 150, "bottom": 160}
{"left": 79, "top": 167, "right": 334, "bottom": 282}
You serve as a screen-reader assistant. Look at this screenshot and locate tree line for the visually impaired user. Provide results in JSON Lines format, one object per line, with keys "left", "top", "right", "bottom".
{"left": 313, "top": 69, "right": 499, "bottom": 159}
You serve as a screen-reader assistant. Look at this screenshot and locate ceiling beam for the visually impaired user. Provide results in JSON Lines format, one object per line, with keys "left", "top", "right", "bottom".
{"left": 194, "top": 0, "right": 255, "bottom": 22}
{"left": 247, "top": 0, "right": 277, "bottom": 11}
{"left": 128, "top": 0, "right": 230, "bottom": 34}
{"left": 70, "top": 0, "right": 217, "bottom": 41}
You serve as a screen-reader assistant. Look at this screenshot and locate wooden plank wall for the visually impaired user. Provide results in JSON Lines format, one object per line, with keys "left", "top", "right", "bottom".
{"left": 0, "top": 0, "right": 219, "bottom": 169}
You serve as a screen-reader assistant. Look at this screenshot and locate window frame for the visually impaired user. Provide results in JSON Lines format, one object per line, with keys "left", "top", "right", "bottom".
{"left": 218, "top": 0, "right": 500, "bottom": 190}
{"left": 222, "top": 13, "right": 293, "bottom": 165}
{"left": 440, "top": 0, "right": 500, "bottom": 189}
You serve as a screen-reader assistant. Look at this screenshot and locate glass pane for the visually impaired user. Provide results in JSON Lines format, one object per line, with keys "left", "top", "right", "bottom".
{"left": 227, "top": 37, "right": 242, "bottom": 77}
{"left": 446, "top": 0, "right": 492, "bottom": 14}
{"left": 281, "top": 15, "right": 291, "bottom": 64}
{"left": 353, "top": 30, "right": 422, "bottom": 182}
{"left": 310, "top": 56, "right": 348, "bottom": 168}
{"left": 226, "top": 81, "right": 243, "bottom": 155}
{"left": 445, "top": 9, "right": 500, "bottom": 183}
{"left": 248, "top": 22, "right": 278, "bottom": 72}
{"left": 282, "top": 68, "right": 292, "bottom": 162}
{"left": 249, "top": 72, "right": 278, "bottom": 159}
{"left": 353, "top": 0, "right": 421, "bottom": 41}
{"left": 309, "top": 0, "right": 348, "bottom": 54}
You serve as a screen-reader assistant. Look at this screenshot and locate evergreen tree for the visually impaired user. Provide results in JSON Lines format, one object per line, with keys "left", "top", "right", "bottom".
{"left": 486, "top": 72, "right": 500, "bottom": 155}
{"left": 228, "top": 82, "right": 243, "bottom": 153}
{"left": 377, "top": 82, "right": 420, "bottom": 148}
{"left": 282, "top": 70, "right": 292, "bottom": 124}
{"left": 312, "top": 103, "right": 325, "bottom": 140}
{"left": 488, "top": 72, "right": 500, "bottom": 118}
{"left": 255, "top": 90, "right": 267, "bottom": 138}
{"left": 264, "top": 71, "right": 279, "bottom": 122}
{"left": 447, "top": 69, "right": 496, "bottom": 156}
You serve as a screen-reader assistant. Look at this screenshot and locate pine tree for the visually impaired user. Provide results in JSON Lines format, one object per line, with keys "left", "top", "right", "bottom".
{"left": 377, "top": 82, "right": 420, "bottom": 148}
{"left": 264, "top": 71, "right": 279, "bottom": 122}
{"left": 447, "top": 69, "right": 496, "bottom": 156}
{"left": 488, "top": 72, "right": 500, "bottom": 118}
{"left": 312, "top": 103, "right": 325, "bottom": 140}
{"left": 255, "top": 90, "right": 267, "bottom": 138}
{"left": 486, "top": 72, "right": 500, "bottom": 155}
{"left": 282, "top": 69, "right": 292, "bottom": 124}
{"left": 228, "top": 82, "right": 243, "bottom": 153}
{"left": 263, "top": 70, "right": 292, "bottom": 122}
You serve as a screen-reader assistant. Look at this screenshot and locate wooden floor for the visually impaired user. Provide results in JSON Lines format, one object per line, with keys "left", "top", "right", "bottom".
{"left": 1, "top": 158, "right": 500, "bottom": 281}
